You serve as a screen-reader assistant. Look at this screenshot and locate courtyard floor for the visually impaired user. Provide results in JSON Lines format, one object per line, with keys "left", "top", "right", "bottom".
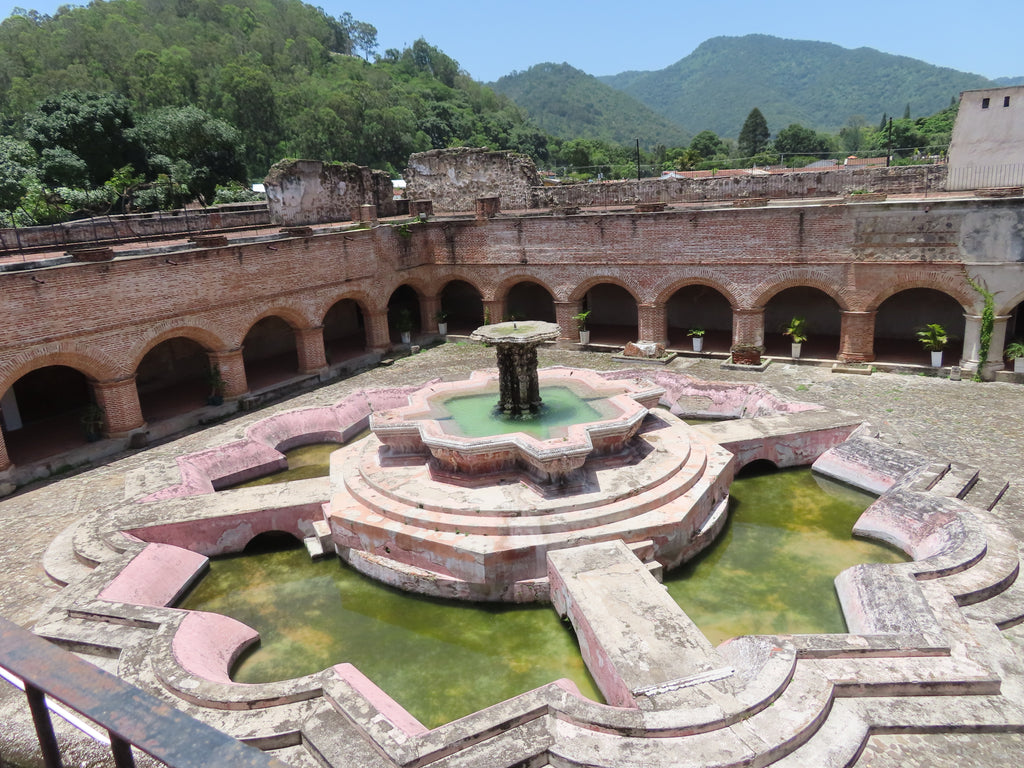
{"left": 2, "top": 342, "right": 1024, "bottom": 767}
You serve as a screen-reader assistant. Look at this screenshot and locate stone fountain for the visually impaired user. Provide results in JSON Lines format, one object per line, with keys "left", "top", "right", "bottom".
{"left": 324, "top": 321, "right": 737, "bottom": 601}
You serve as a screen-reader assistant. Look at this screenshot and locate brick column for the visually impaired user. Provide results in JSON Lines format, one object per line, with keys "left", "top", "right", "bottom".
{"left": 421, "top": 295, "right": 442, "bottom": 333}
{"left": 637, "top": 303, "right": 668, "bottom": 346}
{"left": 208, "top": 349, "right": 248, "bottom": 398}
{"left": 365, "top": 310, "right": 392, "bottom": 353}
{"left": 731, "top": 308, "right": 764, "bottom": 348}
{"left": 91, "top": 377, "right": 145, "bottom": 438}
{"left": 295, "top": 326, "right": 328, "bottom": 374}
{"left": 838, "top": 311, "right": 876, "bottom": 362}
{"left": 482, "top": 299, "right": 504, "bottom": 326}
{"left": 555, "top": 301, "right": 584, "bottom": 340}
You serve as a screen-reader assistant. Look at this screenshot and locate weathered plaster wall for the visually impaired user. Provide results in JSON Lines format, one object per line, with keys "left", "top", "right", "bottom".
{"left": 264, "top": 160, "right": 397, "bottom": 225}
{"left": 404, "top": 148, "right": 540, "bottom": 212}
{"left": 948, "top": 86, "right": 1024, "bottom": 190}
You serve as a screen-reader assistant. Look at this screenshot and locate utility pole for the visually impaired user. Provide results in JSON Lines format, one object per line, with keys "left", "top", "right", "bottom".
{"left": 636, "top": 139, "right": 641, "bottom": 181}
{"left": 886, "top": 117, "right": 893, "bottom": 167}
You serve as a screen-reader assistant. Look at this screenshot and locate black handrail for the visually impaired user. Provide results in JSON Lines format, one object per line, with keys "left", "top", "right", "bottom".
{"left": 0, "top": 617, "right": 290, "bottom": 768}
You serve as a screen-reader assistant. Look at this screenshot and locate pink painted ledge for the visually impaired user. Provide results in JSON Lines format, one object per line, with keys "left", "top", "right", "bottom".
{"left": 98, "top": 543, "right": 208, "bottom": 607}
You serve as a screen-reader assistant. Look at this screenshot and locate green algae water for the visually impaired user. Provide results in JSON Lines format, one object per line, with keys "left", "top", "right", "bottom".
{"left": 432, "top": 385, "right": 613, "bottom": 440}
{"left": 199, "top": 449, "right": 907, "bottom": 728}
{"left": 179, "top": 549, "right": 600, "bottom": 727}
{"left": 230, "top": 442, "right": 350, "bottom": 489}
{"left": 664, "top": 466, "right": 907, "bottom": 644}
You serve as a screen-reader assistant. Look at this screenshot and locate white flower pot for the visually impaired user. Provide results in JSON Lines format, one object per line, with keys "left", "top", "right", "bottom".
{"left": 579, "top": 330, "right": 590, "bottom": 345}
{"left": 437, "top": 322, "right": 447, "bottom": 336}
{"left": 692, "top": 337, "right": 703, "bottom": 352}
{"left": 401, "top": 331, "right": 411, "bottom": 344}
{"left": 930, "top": 350, "right": 943, "bottom": 368}
{"left": 791, "top": 342, "right": 802, "bottom": 359}
{"left": 1014, "top": 357, "right": 1024, "bottom": 373}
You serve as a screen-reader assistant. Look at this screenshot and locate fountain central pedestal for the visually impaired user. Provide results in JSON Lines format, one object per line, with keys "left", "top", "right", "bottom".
{"left": 469, "top": 321, "right": 560, "bottom": 415}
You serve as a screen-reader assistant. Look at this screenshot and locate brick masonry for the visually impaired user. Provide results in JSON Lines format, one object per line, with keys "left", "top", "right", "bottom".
{"left": 1, "top": 195, "right": 1023, "bottom": 473}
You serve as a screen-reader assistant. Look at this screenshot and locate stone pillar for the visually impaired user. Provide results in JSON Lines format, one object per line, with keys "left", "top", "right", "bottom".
{"left": 731, "top": 308, "right": 765, "bottom": 348}
{"left": 91, "top": 377, "right": 145, "bottom": 438}
{"left": 962, "top": 313, "right": 1011, "bottom": 379}
{"left": 0, "top": 431, "right": 11, "bottom": 472}
{"left": 295, "top": 326, "right": 328, "bottom": 375}
{"left": 637, "top": 303, "right": 668, "bottom": 346}
{"left": 421, "top": 295, "right": 442, "bottom": 333}
{"left": 365, "top": 310, "right": 392, "bottom": 352}
{"left": 482, "top": 299, "right": 504, "bottom": 326}
{"left": 838, "top": 311, "right": 876, "bottom": 362}
{"left": 555, "top": 301, "right": 584, "bottom": 340}
{"left": 208, "top": 349, "right": 248, "bottom": 398}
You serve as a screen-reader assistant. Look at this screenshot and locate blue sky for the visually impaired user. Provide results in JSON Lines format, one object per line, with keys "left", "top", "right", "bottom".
{"left": 3, "top": 0, "right": 1021, "bottom": 83}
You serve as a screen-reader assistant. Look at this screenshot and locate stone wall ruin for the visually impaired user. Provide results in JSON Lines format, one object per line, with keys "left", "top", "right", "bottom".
{"left": 404, "top": 147, "right": 540, "bottom": 213}
{"left": 264, "top": 159, "right": 396, "bottom": 226}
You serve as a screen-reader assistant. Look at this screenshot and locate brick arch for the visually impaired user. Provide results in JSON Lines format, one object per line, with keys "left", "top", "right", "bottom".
{"left": 382, "top": 278, "right": 430, "bottom": 305}
{"left": 494, "top": 274, "right": 558, "bottom": 303}
{"left": 569, "top": 276, "right": 641, "bottom": 304}
{"left": 748, "top": 268, "right": 853, "bottom": 311}
{"left": 230, "top": 305, "right": 314, "bottom": 348}
{"left": 427, "top": 272, "right": 488, "bottom": 300}
{"left": 314, "top": 291, "right": 374, "bottom": 325}
{"left": 656, "top": 273, "right": 742, "bottom": 308}
{"left": 866, "top": 271, "right": 977, "bottom": 313}
{"left": 0, "top": 343, "right": 122, "bottom": 396}
{"left": 129, "top": 325, "right": 228, "bottom": 372}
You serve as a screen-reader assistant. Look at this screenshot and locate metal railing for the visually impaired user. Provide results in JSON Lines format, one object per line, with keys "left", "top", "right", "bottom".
{"left": 0, "top": 617, "right": 290, "bottom": 768}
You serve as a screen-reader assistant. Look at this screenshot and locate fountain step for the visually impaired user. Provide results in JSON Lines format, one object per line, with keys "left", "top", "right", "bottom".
{"left": 963, "top": 545, "right": 1024, "bottom": 628}
{"left": 329, "top": 470, "right": 730, "bottom": 594}
{"left": 337, "top": 438, "right": 714, "bottom": 537}
{"left": 348, "top": 423, "right": 693, "bottom": 518}
{"left": 962, "top": 474, "right": 1010, "bottom": 511}
{"left": 929, "top": 462, "right": 980, "bottom": 499}
{"left": 937, "top": 511, "right": 1021, "bottom": 607}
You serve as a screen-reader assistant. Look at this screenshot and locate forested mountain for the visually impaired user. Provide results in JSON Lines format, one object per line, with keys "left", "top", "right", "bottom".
{"left": 0, "top": 0, "right": 546, "bottom": 177}
{"left": 491, "top": 63, "right": 690, "bottom": 148}
{"left": 598, "top": 35, "right": 997, "bottom": 137}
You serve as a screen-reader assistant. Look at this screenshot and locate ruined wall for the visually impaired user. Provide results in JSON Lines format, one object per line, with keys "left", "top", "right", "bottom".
{"left": 947, "top": 86, "right": 1024, "bottom": 191}
{"left": 0, "top": 203, "right": 269, "bottom": 255}
{"left": 404, "top": 148, "right": 540, "bottom": 212}
{"left": 535, "top": 165, "right": 948, "bottom": 209}
{"left": 265, "top": 160, "right": 397, "bottom": 226}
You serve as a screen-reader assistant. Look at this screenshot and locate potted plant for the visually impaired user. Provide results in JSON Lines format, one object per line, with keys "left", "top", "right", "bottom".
{"left": 1005, "top": 339, "right": 1024, "bottom": 373}
{"left": 434, "top": 309, "right": 448, "bottom": 337}
{"left": 395, "top": 308, "right": 414, "bottom": 344}
{"left": 916, "top": 323, "right": 948, "bottom": 367}
{"left": 573, "top": 310, "right": 591, "bottom": 345}
{"left": 80, "top": 403, "right": 105, "bottom": 442}
{"left": 687, "top": 327, "right": 706, "bottom": 352}
{"left": 207, "top": 364, "right": 226, "bottom": 406}
{"left": 783, "top": 317, "right": 808, "bottom": 359}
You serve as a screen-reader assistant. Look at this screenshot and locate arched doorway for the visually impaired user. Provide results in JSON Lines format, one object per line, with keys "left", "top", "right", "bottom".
{"left": 242, "top": 316, "right": 300, "bottom": 390}
{"left": 323, "top": 299, "right": 366, "bottom": 365}
{"left": 439, "top": 281, "right": 484, "bottom": 333}
{"left": 136, "top": 338, "right": 210, "bottom": 422}
{"left": 875, "top": 289, "right": 965, "bottom": 365}
{"left": 506, "top": 281, "right": 555, "bottom": 323}
{"left": 666, "top": 285, "right": 733, "bottom": 352}
{"left": 581, "top": 284, "right": 638, "bottom": 345}
{"left": 0, "top": 365, "right": 95, "bottom": 464}
{"left": 764, "top": 287, "right": 842, "bottom": 358}
{"left": 387, "top": 285, "right": 422, "bottom": 344}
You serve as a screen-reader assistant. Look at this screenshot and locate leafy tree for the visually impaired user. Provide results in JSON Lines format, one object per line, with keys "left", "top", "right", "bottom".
{"left": 738, "top": 108, "right": 770, "bottom": 158}
{"left": 773, "top": 123, "right": 831, "bottom": 157}
{"left": 0, "top": 134, "right": 36, "bottom": 212}
{"left": 23, "top": 90, "right": 146, "bottom": 187}
{"left": 132, "top": 105, "right": 246, "bottom": 205}
{"left": 689, "top": 130, "right": 726, "bottom": 160}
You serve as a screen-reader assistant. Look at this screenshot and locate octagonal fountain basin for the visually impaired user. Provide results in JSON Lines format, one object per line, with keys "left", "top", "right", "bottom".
{"left": 370, "top": 367, "right": 664, "bottom": 484}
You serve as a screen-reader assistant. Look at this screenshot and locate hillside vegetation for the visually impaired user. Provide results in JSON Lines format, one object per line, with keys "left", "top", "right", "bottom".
{"left": 492, "top": 63, "right": 690, "bottom": 148}
{"left": 599, "top": 34, "right": 995, "bottom": 137}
